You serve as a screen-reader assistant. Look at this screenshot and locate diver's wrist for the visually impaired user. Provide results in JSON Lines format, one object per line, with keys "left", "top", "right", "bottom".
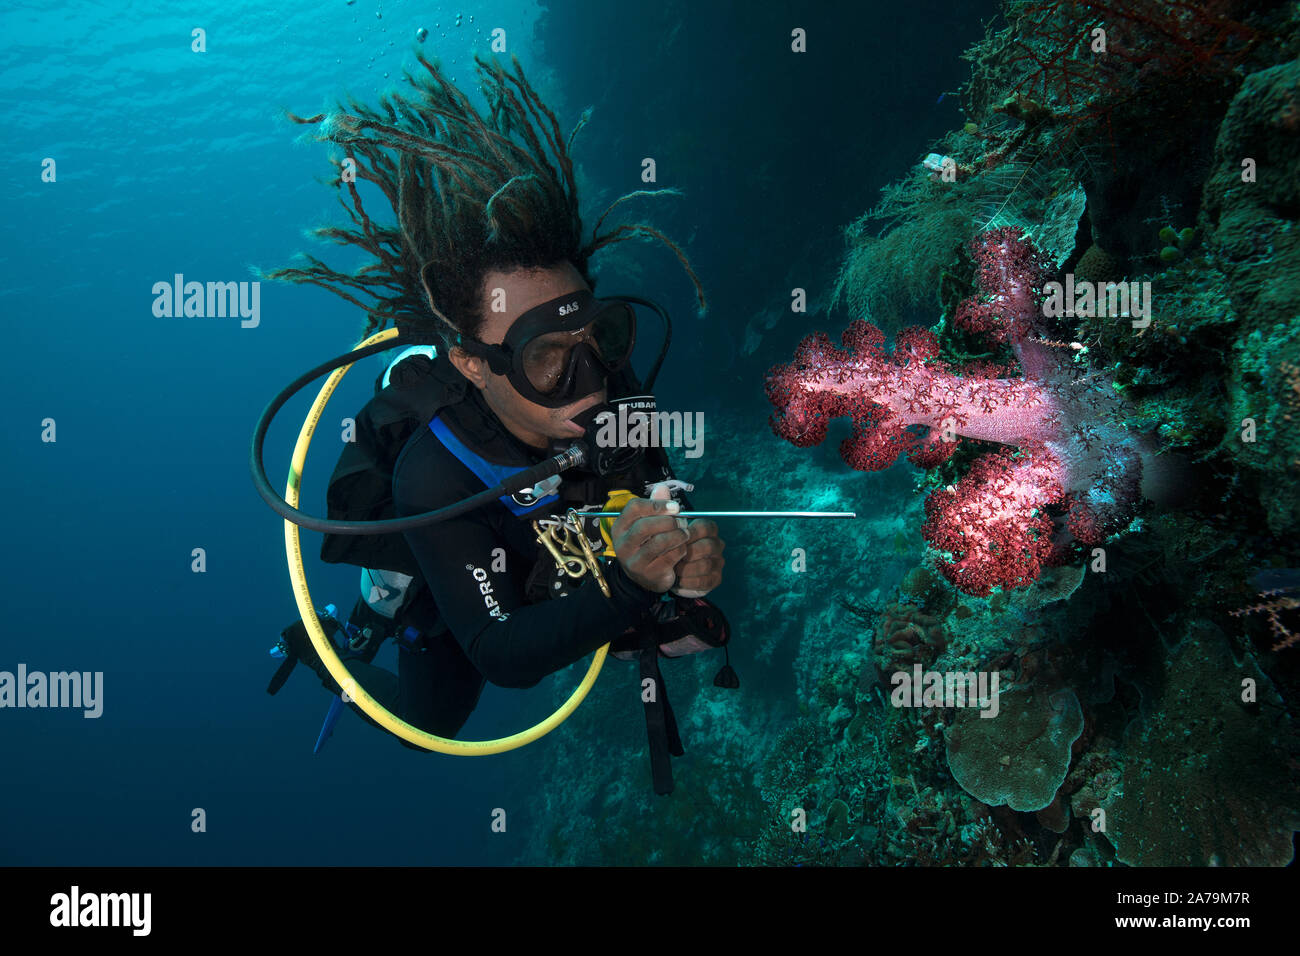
{"left": 604, "top": 559, "right": 662, "bottom": 614}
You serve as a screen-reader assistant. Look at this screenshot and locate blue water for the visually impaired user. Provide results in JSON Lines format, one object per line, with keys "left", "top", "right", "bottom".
{"left": 0, "top": 0, "right": 986, "bottom": 865}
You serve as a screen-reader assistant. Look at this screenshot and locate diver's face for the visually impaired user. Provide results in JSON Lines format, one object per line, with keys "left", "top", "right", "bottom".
{"left": 450, "top": 261, "right": 607, "bottom": 449}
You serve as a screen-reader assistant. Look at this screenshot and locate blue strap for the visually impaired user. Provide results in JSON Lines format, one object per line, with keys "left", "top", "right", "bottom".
{"left": 428, "top": 415, "right": 558, "bottom": 517}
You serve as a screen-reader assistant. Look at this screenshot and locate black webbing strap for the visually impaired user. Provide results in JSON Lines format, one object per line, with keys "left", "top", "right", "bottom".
{"left": 638, "top": 640, "right": 684, "bottom": 796}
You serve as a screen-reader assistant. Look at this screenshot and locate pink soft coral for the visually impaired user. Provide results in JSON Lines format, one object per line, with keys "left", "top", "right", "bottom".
{"left": 765, "top": 227, "right": 1166, "bottom": 596}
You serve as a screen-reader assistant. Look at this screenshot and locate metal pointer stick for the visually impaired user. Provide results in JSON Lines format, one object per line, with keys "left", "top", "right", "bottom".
{"left": 586, "top": 511, "right": 857, "bottom": 518}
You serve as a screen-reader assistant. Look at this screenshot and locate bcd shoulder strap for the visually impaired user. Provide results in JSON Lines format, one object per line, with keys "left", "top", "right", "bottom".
{"left": 320, "top": 352, "right": 465, "bottom": 576}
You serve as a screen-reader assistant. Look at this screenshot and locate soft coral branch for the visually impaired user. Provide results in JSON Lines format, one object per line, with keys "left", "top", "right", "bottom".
{"left": 922, "top": 446, "right": 1066, "bottom": 595}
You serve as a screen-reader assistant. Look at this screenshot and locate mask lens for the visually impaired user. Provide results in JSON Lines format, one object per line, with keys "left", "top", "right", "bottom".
{"left": 522, "top": 334, "right": 572, "bottom": 393}
{"left": 591, "top": 303, "right": 634, "bottom": 363}
{"left": 520, "top": 302, "right": 635, "bottom": 395}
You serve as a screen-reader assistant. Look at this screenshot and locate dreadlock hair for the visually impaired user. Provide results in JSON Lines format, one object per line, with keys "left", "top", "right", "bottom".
{"left": 263, "top": 53, "right": 706, "bottom": 350}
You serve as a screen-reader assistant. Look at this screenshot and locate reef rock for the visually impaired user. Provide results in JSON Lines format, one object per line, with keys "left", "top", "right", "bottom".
{"left": 1108, "top": 622, "right": 1300, "bottom": 866}
{"left": 1203, "top": 58, "right": 1300, "bottom": 535}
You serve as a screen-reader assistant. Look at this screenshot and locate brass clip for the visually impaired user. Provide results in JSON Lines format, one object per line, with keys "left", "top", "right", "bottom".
{"left": 567, "top": 508, "right": 610, "bottom": 598}
{"left": 533, "top": 518, "right": 588, "bottom": 580}
{"left": 531, "top": 511, "right": 611, "bottom": 599}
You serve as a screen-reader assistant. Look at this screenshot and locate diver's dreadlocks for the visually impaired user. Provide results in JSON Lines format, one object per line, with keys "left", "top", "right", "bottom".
{"left": 264, "top": 53, "right": 706, "bottom": 346}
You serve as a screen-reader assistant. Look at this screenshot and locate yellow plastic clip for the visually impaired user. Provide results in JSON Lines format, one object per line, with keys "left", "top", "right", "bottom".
{"left": 598, "top": 489, "right": 637, "bottom": 558}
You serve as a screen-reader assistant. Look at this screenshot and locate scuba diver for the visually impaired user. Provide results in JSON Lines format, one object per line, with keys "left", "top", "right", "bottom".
{"left": 261, "top": 53, "right": 734, "bottom": 794}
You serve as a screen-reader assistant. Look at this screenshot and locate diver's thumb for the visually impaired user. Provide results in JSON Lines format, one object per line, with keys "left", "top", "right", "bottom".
{"left": 649, "top": 481, "right": 685, "bottom": 527}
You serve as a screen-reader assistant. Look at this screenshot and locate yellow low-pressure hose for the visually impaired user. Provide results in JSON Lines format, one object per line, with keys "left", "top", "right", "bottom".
{"left": 283, "top": 328, "right": 608, "bottom": 753}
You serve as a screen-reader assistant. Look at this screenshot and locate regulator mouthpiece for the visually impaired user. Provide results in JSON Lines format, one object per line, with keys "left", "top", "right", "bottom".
{"left": 568, "top": 394, "right": 655, "bottom": 477}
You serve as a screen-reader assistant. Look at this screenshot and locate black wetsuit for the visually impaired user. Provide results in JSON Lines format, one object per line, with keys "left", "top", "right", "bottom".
{"left": 340, "top": 353, "right": 692, "bottom": 743}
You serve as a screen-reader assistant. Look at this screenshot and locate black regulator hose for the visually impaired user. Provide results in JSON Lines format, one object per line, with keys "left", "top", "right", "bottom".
{"left": 249, "top": 335, "right": 587, "bottom": 535}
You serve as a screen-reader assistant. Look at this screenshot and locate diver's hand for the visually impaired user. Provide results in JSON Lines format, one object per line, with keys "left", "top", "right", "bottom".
{"left": 670, "top": 518, "right": 725, "bottom": 598}
{"left": 610, "top": 486, "right": 690, "bottom": 593}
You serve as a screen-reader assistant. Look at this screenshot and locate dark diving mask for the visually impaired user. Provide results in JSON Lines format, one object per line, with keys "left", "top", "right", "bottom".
{"left": 456, "top": 289, "right": 636, "bottom": 408}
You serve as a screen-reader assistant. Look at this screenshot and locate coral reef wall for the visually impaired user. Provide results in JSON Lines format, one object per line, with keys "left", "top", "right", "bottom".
{"left": 755, "top": 0, "right": 1300, "bottom": 866}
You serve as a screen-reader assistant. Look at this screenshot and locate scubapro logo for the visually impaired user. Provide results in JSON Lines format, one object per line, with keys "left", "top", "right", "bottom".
{"left": 466, "top": 565, "right": 509, "bottom": 621}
